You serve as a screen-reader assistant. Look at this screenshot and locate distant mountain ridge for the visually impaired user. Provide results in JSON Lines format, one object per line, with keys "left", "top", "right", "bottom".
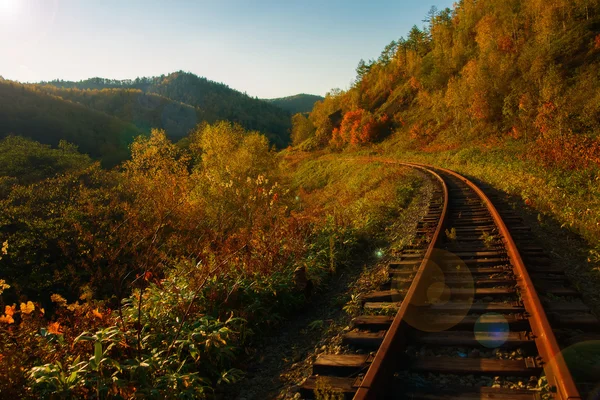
{"left": 41, "top": 71, "right": 293, "bottom": 147}
{"left": 265, "top": 94, "right": 324, "bottom": 115}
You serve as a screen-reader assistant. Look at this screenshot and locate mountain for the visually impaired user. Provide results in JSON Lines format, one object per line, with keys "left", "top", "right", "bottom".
{"left": 265, "top": 94, "right": 324, "bottom": 114}
{"left": 44, "top": 71, "right": 292, "bottom": 147}
{"left": 0, "top": 79, "right": 143, "bottom": 167}
{"left": 32, "top": 85, "right": 200, "bottom": 140}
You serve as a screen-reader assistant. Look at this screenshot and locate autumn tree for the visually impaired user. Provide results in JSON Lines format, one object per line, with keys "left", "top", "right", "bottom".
{"left": 291, "top": 113, "right": 316, "bottom": 146}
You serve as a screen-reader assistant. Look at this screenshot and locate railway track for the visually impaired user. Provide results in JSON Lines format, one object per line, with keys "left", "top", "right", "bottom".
{"left": 299, "top": 163, "right": 600, "bottom": 399}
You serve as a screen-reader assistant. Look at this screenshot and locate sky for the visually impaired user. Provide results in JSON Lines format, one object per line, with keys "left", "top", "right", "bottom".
{"left": 0, "top": 0, "right": 455, "bottom": 99}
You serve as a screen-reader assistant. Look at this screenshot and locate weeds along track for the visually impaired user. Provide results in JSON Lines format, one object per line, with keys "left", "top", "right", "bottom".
{"left": 298, "top": 164, "right": 600, "bottom": 400}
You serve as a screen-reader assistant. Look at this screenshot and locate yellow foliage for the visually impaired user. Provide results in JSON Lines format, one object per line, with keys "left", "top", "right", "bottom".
{"left": 50, "top": 293, "right": 68, "bottom": 307}
{"left": 20, "top": 301, "right": 35, "bottom": 315}
{"left": 0, "top": 279, "right": 9, "bottom": 296}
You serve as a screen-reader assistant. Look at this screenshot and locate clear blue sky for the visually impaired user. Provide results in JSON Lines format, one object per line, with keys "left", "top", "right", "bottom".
{"left": 1, "top": 0, "right": 455, "bottom": 98}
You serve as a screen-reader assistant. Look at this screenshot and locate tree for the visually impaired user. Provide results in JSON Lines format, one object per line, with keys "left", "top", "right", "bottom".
{"left": 356, "top": 59, "right": 373, "bottom": 81}
{"left": 291, "top": 113, "right": 316, "bottom": 146}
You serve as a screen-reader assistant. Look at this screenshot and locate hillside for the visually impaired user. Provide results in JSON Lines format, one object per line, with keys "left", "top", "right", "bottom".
{"left": 297, "top": 1, "right": 600, "bottom": 151}
{"left": 265, "top": 94, "right": 324, "bottom": 114}
{"left": 44, "top": 71, "right": 292, "bottom": 147}
{"left": 32, "top": 85, "right": 200, "bottom": 140}
{"left": 0, "top": 79, "right": 143, "bottom": 166}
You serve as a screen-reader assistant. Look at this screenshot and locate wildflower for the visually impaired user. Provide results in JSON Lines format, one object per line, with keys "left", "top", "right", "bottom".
{"left": 5, "top": 305, "right": 15, "bottom": 317}
{"left": 47, "top": 322, "right": 63, "bottom": 335}
{"left": 20, "top": 301, "right": 35, "bottom": 315}
{"left": 0, "top": 305, "right": 16, "bottom": 324}
{"left": 0, "top": 315, "right": 14, "bottom": 324}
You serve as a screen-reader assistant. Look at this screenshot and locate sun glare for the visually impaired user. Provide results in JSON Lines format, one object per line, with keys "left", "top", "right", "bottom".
{"left": 0, "top": 0, "right": 20, "bottom": 17}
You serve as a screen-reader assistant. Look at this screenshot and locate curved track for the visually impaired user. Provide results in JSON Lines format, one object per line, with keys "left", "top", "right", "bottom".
{"left": 299, "top": 163, "right": 598, "bottom": 400}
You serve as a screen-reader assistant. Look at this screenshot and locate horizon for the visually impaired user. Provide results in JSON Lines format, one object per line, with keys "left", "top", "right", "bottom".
{"left": 1, "top": 0, "right": 454, "bottom": 98}
{"left": 0, "top": 70, "right": 325, "bottom": 100}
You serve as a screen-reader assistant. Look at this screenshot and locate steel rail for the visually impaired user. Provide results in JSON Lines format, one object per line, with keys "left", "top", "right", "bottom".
{"left": 435, "top": 165, "right": 581, "bottom": 400}
{"left": 353, "top": 162, "right": 581, "bottom": 400}
{"left": 353, "top": 163, "right": 449, "bottom": 400}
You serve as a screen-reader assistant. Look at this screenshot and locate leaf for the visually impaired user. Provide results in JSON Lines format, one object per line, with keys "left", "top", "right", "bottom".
{"left": 308, "top": 320, "right": 324, "bottom": 330}
{"left": 20, "top": 301, "right": 35, "bottom": 314}
{"left": 102, "top": 357, "right": 122, "bottom": 372}
{"left": 67, "top": 371, "right": 79, "bottom": 384}
{"left": 4, "top": 305, "right": 16, "bottom": 317}
{"left": 74, "top": 332, "right": 94, "bottom": 342}
{"left": 47, "top": 322, "right": 63, "bottom": 335}
{"left": 94, "top": 341, "right": 102, "bottom": 366}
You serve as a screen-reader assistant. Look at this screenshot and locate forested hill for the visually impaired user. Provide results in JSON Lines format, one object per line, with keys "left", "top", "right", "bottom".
{"left": 43, "top": 71, "right": 292, "bottom": 147}
{"left": 265, "top": 94, "right": 324, "bottom": 114}
{"left": 32, "top": 86, "right": 200, "bottom": 140}
{"left": 0, "top": 79, "right": 143, "bottom": 167}
{"left": 293, "top": 0, "right": 600, "bottom": 158}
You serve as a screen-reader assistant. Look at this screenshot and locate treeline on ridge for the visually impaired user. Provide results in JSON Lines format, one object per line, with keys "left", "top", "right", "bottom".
{"left": 265, "top": 94, "right": 325, "bottom": 115}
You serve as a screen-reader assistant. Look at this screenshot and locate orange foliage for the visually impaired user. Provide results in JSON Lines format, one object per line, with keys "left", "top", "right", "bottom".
{"left": 4, "top": 305, "right": 15, "bottom": 317}
{"left": 47, "top": 322, "right": 63, "bottom": 335}
{"left": 534, "top": 101, "right": 557, "bottom": 135}
{"left": 509, "top": 126, "right": 521, "bottom": 139}
{"left": 518, "top": 93, "right": 532, "bottom": 111}
{"left": 469, "top": 91, "right": 490, "bottom": 121}
{"left": 497, "top": 35, "right": 514, "bottom": 53}
{"left": 595, "top": 34, "right": 600, "bottom": 50}
{"left": 409, "top": 76, "right": 422, "bottom": 90}
{"left": 409, "top": 122, "right": 434, "bottom": 143}
{"left": 393, "top": 113, "right": 406, "bottom": 126}
{"left": 0, "top": 305, "right": 16, "bottom": 324}
{"left": 533, "top": 133, "right": 600, "bottom": 171}
{"left": 331, "top": 109, "right": 389, "bottom": 147}
{"left": 330, "top": 128, "right": 343, "bottom": 148}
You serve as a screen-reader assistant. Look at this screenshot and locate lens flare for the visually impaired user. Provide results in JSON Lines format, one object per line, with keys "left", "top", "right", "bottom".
{"left": 426, "top": 281, "right": 450, "bottom": 305}
{"left": 398, "top": 249, "right": 473, "bottom": 332}
{"left": 474, "top": 313, "right": 510, "bottom": 348}
{"left": 553, "top": 340, "right": 600, "bottom": 384}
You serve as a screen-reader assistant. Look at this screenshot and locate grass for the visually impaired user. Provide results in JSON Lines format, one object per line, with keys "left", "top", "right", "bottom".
{"left": 281, "top": 151, "right": 424, "bottom": 289}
